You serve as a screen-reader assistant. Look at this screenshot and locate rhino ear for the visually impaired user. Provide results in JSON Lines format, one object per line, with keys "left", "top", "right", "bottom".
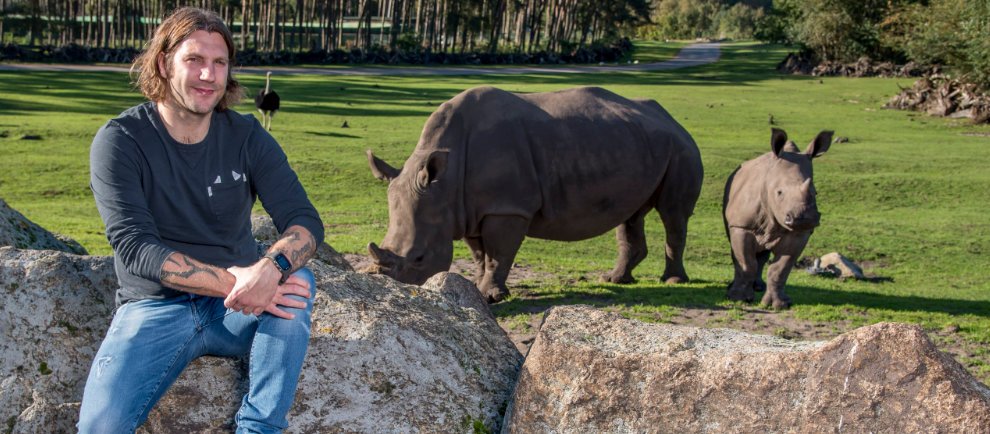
{"left": 771, "top": 128, "right": 788, "bottom": 157}
{"left": 805, "top": 130, "right": 834, "bottom": 158}
{"left": 416, "top": 150, "right": 448, "bottom": 189}
{"left": 367, "top": 149, "right": 400, "bottom": 182}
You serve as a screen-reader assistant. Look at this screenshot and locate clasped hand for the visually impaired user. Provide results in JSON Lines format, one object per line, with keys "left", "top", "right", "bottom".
{"left": 225, "top": 260, "right": 311, "bottom": 319}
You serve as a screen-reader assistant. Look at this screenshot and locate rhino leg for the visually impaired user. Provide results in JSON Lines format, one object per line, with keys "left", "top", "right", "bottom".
{"left": 478, "top": 215, "right": 529, "bottom": 303}
{"left": 762, "top": 254, "right": 798, "bottom": 309}
{"left": 763, "top": 235, "right": 811, "bottom": 309}
{"left": 464, "top": 236, "right": 486, "bottom": 286}
{"left": 606, "top": 211, "right": 648, "bottom": 284}
{"left": 659, "top": 210, "right": 691, "bottom": 284}
{"left": 655, "top": 166, "right": 700, "bottom": 284}
{"left": 754, "top": 250, "right": 771, "bottom": 292}
{"left": 726, "top": 227, "right": 758, "bottom": 303}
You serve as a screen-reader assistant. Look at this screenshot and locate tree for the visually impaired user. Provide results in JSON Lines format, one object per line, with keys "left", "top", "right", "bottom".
{"left": 0, "top": 0, "right": 645, "bottom": 60}
{"left": 640, "top": 0, "right": 767, "bottom": 41}
{"left": 760, "top": 0, "right": 923, "bottom": 62}
{"left": 883, "top": 0, "right": 990, "bottom": 89}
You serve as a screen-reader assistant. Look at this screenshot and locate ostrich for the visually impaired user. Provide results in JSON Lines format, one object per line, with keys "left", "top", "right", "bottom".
{"left": 255, "top": 71, "right": 280, "bottom": 131}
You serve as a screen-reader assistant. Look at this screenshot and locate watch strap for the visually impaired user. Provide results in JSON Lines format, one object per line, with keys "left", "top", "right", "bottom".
{"left": 264, "top": 251, "right": 292, "bottom": 284}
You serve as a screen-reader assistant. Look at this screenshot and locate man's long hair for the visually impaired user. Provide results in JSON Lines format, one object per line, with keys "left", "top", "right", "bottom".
{"left": 130, "top": 7, "right": 243, "bottom": 111}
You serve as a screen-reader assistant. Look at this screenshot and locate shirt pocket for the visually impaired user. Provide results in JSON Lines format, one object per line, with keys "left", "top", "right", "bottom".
{"left": 208, "top": 180, "right": 251, "bottom": 221}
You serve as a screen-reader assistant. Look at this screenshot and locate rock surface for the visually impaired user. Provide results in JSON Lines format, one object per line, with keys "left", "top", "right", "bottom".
{"left": 0, "top": 198, "right": 87, "bottom": 255}
{"left": 504, "top": 305, "right": 990, "bottom": 433}
{"left": 0, "top": 247, "right": 115, "bottom": 433}
{"left": 146, "top": 267, "right": 520, "bottom": 433}
{"left": 0, "top": 246, "right": 521, "bottom": 433}
{"left": 816, "top": 251, "right": 866, "bottom": 279}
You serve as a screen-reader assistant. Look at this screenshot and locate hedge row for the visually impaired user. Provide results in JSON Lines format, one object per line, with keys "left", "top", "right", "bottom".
{"left": 0, "top": 38, "right": 633, "bottom": 66}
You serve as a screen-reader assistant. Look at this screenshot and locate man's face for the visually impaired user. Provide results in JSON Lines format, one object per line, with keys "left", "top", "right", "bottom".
{"left": 158, "top": 30, "right": 229, "bottom": 115}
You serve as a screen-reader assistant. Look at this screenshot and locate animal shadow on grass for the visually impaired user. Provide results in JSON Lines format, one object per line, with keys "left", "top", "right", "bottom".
{"left": 306, "top": 131, "right": 362, "bottom": 139}
{"left": 491, "top": 279, "right": 990, "bottom": 320}
{"left": 787, "top": 283, "right": 990, "bottom": 317}
{"left": 262, "top": 80, "right": 467, "bottom": 118}
{"left": 491, "top": 280, "right": 730, "bottom": 319}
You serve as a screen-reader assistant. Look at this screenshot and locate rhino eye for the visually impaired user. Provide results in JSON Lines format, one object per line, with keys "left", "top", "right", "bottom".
{"left": 413, "top": 254, "right": 425, "bottom": 263}
{"left": 776, "top": 190, "right": 783, "bottom": 196}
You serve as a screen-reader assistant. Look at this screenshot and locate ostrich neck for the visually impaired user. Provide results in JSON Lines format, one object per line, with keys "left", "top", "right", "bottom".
{"left": 264, "top": 76, "right": 271, "bottom": 94}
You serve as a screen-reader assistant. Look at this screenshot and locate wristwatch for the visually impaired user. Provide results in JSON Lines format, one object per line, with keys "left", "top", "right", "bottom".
{"left": 264, "top": 251, "right": 292, "bottom": 284}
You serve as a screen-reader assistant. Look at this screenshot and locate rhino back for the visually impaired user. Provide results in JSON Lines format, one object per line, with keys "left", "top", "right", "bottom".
{"left": 433, "top": 86, "right": 696, "bottom": 240}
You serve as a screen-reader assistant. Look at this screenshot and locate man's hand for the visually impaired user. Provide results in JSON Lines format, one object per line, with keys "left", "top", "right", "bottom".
{"left": 265, "top": 273, "right": 312, "bottom": 319}
{"left": 225, "top": 260, "right": 281, "bottom": 316}
{"left": 226, "top": 260, "right": 312, "bottom": 319}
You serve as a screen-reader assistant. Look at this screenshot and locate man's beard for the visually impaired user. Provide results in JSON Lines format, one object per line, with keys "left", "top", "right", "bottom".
{"left": 166, "top": 64, "right": 227, "bottom": 116}
{"left": 167, "top": 78, "right": 223, "bottom": 115}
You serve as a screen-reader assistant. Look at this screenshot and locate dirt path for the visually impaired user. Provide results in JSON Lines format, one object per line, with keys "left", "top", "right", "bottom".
{"left": 0, "top": 43, "right": 720, "bottom": 76}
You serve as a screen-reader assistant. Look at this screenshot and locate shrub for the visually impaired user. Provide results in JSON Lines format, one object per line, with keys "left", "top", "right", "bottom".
{"left": 753, "top": 0, "right": 797, "bottom": 44}
{"left": 638, "top": 0, "right": 769, "bottom": 41}
{"left": 714, "top": 3, "right": 765, "bottom": 40}
{"left": 758, "top": 0, "right": 919, "bottom": 63}
{"left": 883, "top": 0, "right": 990, "bottom": 89}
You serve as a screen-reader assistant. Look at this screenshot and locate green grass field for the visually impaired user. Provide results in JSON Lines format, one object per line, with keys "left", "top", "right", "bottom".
{"left": 2, "top": 41, "right": 989, "bottom": 381}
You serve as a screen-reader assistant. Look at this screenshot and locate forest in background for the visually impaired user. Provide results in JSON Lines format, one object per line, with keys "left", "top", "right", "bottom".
{"left": 0, "top": 0, "right": 650, "bottom": 57}
{"left": 638, "top": 0, "right": 989, "bottom": 89}
{"left": 1, "top": 0, "right": 988, "bottom": 87}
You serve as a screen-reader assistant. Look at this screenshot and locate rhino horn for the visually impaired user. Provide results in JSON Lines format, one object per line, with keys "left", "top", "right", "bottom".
{"left": 368, "top": 242, "right": 399, "bottom": 265}
{"left": 367, "top": 150, "right": 401, "bottom": 182}
{"left": 805, "top": 130, "right": 834, "bottom": 158}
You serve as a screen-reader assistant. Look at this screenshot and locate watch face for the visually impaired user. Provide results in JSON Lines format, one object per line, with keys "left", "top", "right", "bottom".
{"left": 273, "top": 253, "right": 292, "bottom": 271}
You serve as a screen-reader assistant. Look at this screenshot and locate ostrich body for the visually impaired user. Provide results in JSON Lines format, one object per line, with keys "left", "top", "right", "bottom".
{"left": 255, "top": 71, "right": 280, "bottom": 130}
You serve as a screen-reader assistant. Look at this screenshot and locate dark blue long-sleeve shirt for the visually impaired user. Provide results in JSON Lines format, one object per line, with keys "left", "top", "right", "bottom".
{"left": 90, "top": 102, "right": 324, "bottom": 305}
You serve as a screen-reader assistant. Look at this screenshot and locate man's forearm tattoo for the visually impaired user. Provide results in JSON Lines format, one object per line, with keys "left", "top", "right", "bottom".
{"left": 281, "top": 227, "right": 316, "bottom": 271}
{"left": 161, "top": 255, "right": 220, "bottom": 291}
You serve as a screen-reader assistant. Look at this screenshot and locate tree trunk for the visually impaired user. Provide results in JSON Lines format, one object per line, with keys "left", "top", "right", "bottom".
{"left": 486, "top": 0, "right": 503, "bottom": 53}
{"left": 389, "top": 0, "right": 402, "bottom": 50}
{"left": 319, "top": 0, "right": 328, "bottom": 50}
{"left": 240, "top": 0, "right": 248, "bottom": 50}
{"left": 28, "top": 0, "right": 39, "bottom": 46}
{"left": 414, "top": 0, "right": 423, "bottom": 38}
{"left": 258, "top": 0, "right": 265, "bottom": 50}
{"left": 364, "top": 0, "right": 373, "bottom": 49}
{"left": 0, "top": 0, "right": 5, "bottom": 44}
{"left": 293, "top": 0, "right": 301, "bottom": 52}
{"left": 276, "top": 0, "right": 284, "bottom": 51}
{"left": 335, "top": 0, "right": 344, "bottom": 48}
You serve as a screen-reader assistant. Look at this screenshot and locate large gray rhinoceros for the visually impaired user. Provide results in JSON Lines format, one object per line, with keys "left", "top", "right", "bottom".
{"left": 366, "top": 86, "right": 703, "bottom": 303}
{"left": 723, "top": 128, "right": 833, "bottom": 309}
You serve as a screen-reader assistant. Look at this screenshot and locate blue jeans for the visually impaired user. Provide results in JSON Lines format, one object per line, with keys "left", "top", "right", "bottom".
{"left": 77, "top": 268, "right": 316, "bottom": 434}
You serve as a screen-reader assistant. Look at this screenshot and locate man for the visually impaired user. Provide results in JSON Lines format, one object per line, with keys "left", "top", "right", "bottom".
{"left": 79, "top": 7, "right": 324, "bottom": 433}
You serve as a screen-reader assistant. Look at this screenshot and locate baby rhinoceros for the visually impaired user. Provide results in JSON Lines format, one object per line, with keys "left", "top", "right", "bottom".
{"left": 722, "top": 128, "right": 833, "bottom": 309}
